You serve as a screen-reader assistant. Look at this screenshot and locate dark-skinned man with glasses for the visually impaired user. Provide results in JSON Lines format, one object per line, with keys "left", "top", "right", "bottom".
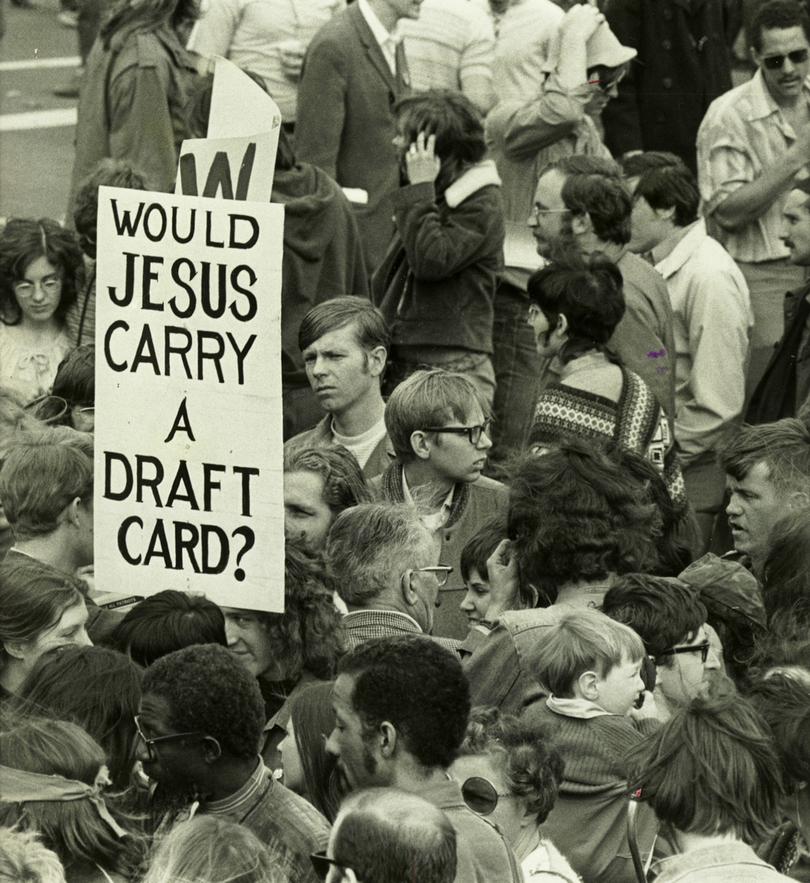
{"left": 136, "top": 643, "right": 330, "bottom": 883}
{"left": 367, "top": 369, "right": 508, "bottom": 639}
{"left": 698, "top": 0, "right": 810, "bottom": 395}
{"left": 324, "top": 501, "right": 462, "bottom": 653}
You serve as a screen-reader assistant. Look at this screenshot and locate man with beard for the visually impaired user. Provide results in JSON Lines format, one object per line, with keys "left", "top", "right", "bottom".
{"left": 528, "top": 155, "right": 676, "bottom": 416}
{"left": 327, "top": 635, "right": 522, "bottom": 882}
{"left": 137, "top": 643, "right": 329, "bottom": 883}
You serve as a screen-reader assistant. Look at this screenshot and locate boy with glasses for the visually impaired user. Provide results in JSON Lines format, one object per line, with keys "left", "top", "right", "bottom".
{"left": 369, "top": 369, "right": 508, "bottom": 639}
{"left": 697, "top": 0, "right": 810, "bottom": 393}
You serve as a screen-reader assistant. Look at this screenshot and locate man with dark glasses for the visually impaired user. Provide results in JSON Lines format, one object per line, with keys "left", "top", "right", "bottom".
{"left": 311, "top": 787, "right": 457, "bottom": 883}
{"left": 369, "top": 369, "right": 508, "bottom": 639}
{"left": 697, "top": 0, "right": 810, "bottom": 395}
{"left": 137, "top": 644, "right": 329, "bottom": 883}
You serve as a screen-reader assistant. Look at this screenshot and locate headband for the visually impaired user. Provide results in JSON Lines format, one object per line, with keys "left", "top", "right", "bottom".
{"left": 0, "top": 763, "right": 128, "bottom": 838}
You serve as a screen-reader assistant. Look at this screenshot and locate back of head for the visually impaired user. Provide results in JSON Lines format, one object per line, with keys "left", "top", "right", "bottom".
{"left": 333, "top": 787, "right": 457, "bottom": 883}
{"left": 51, "top": 345, "right": 95, "bottom": 409}
{"left": 507, "top": 439, "right": 658, "bottom": 601}
{"left": 141, "top": 816, "right": 283, "bottom": 883}
{"left": 0, "top": 427, "right": 93, "bottom": 540}
{"left": 527, "top": 250, "right": 625, "bottom": 359}
{"left": 762, "top": 507, "right": 810, "bottom": 625}
{"left": 561, "top": 173, "right": 633, "bottom": 246}
{"left": 0, "top": 558, "right": 84, "bottom": 667}
{"left": 283, "top": 445, "right": 372, "bottom": 514}
{"left": 338, "top": 635, "right": 471, "bottom": 771}
{"left": 0, "top": 828, "right": 66, "bottom": 883}
{"left": 628, "top": 679, "right": 783, "bottom": 842}
{"left": 385, "top": 369, "right": 482, "bottom": 462}
{"left": 531, "top": 608, "right": 644, "bottom": 697}
{"left": 544, "top": 155, "right": 622, "bottom": 180}
{"left": 113, "top": 589, "right": 227, "bottom": 666}
{"left": 719, "top": 419, "right": 810, "bottom": 496}
{"left": 634, "top": 164, "right": 700, "bottom": 229}
{"left": 325, "top": 502, "right": 431, "bottom": 606}
{"left": 15, "top": 645, "right": 142, "bottom": 789}
{"left": 142, "top": 643, "right": 265, "bottom": 761}
{"left": 298, "top": 296, "right": 390, "bottom": 355}
{"left": 72, "top": 160, "right": 149, "bottom": 257}
{"left": 620, "top": 151, "right": 687, "bottom": 180}
{"left": 602, "top": 574, "right": 707, "bottom": 661}
{"left": 747, "top": 0, "right": 810, "bottom": 53}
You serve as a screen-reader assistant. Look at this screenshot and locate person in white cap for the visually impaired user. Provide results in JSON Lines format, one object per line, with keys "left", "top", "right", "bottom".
{"left": 483, "top": 3, "right": 636, "bottom": 467}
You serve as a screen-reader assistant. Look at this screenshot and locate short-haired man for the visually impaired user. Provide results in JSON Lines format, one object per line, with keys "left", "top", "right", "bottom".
{"left": 719, "top": 417, "right": 810, "bottom": 574}
{"left": 327, "top": 635, "right": 522, "bottom": 882}
{"left": 370, "top": 369, "right": 508, "bottom": 638}
{"left": 529, "top": 157, "right": 676, "bottom": 415}
{"left": 628, "top": 162, "right": 753, "bottom": 549}
{"left": 697, "top": 0, "right": 810, "bottom": 392}
{"left": 324, "top": 502, "right": 460, "bottom": 651}
{"left": 285, "top": 297, "right": 393, "bottom": 479}
{"left": 319, "top": 787, "right": 457, "bottom": 883}
{"left": 602, "top": 573, "right": 723, "bottom": 722}
{"left": 138, "top": 643, "right": 330, "bottom": 883}
{"left": 749, "top": 179, "right": 810, "bottom": 422}
{"left": 51, "top": 344, "right": 96, "bottom": 432}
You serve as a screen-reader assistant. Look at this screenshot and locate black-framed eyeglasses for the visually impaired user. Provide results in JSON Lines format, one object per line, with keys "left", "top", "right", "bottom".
{"left": 461, "top": 776, "right": 516, "bottom": 816}
{"left": 311, "top": 851, "right": 356, "bottom": 881}
{"left": 761, "top": 48, "right": 809, "bottom": 70}
{"left": 133, "top": 715, "right": 206, "bottom": 760}
{"left": 656, "top": 641, "right": 710, "bottom": 664}
{"left": 422, "top": 419, "right": 493, "bottom": 446}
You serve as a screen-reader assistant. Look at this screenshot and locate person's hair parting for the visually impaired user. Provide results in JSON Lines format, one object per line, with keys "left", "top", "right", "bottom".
{"left": 298, "top": 296, "right": 390, "bottom": 355}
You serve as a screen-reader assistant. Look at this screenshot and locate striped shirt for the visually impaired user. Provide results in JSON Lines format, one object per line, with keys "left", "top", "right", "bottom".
{"left": 696, "top": 70, "right": 810, "bottom": 263}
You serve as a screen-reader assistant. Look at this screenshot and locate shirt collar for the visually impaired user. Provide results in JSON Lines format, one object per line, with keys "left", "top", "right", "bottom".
{"left": 204, "top": 758, "right": 266, "bottom": 816}
{"left": 401, "top": 470, "right": 455, "bottom": 513}
{"left": 745, "top": 68, "right": 810, "bottom": 120}
{"left": 357, "top": 0, "right": 399, "bottom": 47}
{"left": 654, "top": 219, "right": 707, "bottom": 279}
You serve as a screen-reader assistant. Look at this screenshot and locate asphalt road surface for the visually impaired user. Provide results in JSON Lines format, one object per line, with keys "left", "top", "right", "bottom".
{"left": 0, "top": 0, "right": 80, "bottom": 222}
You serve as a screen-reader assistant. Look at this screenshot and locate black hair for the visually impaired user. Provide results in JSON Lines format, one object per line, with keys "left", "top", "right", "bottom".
{"left": 634, "top": 164, "right": 700, "bottom": 228}
{"left": 621, "top": 151, "right": 687, "bottom": 180}
{"left": 748, "top": 0, "right": 810, "bottom": 52}
{"left": 112, "top": 590, "right": 227, "bottom": 667}
{"left": 52, "top": 345, "right": 95, "bottom": 408}
{"left": 561, "top": 174, "right": 633, "bottom": 246}
{"left": 142, "top": 644, "right": 265, "bottom": 760}
{"left": 459, "top": 517, "right": 505, "bottom": 584}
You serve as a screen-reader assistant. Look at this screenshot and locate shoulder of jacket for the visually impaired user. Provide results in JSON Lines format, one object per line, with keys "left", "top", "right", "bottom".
{"left": 133, "top": 32, "right": 164, "bottom": 68}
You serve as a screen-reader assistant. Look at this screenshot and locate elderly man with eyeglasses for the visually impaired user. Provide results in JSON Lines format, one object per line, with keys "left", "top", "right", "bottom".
{"left": 365, "top": 369, "right": 508, "bottom": 640}
{"left": 697, "top": 0, "right": 810, "bottom": 395}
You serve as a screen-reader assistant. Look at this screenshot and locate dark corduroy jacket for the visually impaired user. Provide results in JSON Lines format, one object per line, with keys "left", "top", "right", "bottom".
{"left": 372, "top": 163, "right": 505, "bottom": 354}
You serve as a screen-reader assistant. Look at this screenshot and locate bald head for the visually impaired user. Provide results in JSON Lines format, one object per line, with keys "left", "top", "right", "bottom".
{"left": 329, "top": 788, "right": 457, "bottom": 883}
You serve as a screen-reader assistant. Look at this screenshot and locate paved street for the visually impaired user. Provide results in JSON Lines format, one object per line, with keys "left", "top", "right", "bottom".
{"left": 1, "top": 0, "right": 79, "bottom": 221}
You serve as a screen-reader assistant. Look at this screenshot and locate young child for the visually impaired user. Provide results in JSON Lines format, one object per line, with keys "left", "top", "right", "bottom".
{"left": 527, "top": 607, "right": 660, "bottom": 880}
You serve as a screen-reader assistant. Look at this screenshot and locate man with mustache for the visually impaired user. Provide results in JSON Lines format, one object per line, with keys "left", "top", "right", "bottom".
{"left": 697, "top": 0, "right": 810, "bottom": 394}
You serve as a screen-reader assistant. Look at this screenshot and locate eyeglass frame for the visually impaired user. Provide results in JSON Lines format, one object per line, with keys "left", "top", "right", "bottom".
{"left": 421, "top": 418, "right": 493, "bottom": 446}
{"left": 402, "top": 565, "right": 454, "bottom": 605}
{"left": 761, "top": 48, "right": 809, "bottom": 70}
{"left": 12, "top": 274, "right": 63, "bottom": 298}
{"left": 311, "top": 851, "right": 357, "bottom": 881}
{"left": 460, "top": 775, "right": 517, "bottom": 816}
{"left": 655, "top": 640, "right": 710, "bottom": 664}
{"left": 529, "top": 204, "right": 570, "bottom": 223}
{"left": 133, "top": 714, "right": 207, "bottom": 760}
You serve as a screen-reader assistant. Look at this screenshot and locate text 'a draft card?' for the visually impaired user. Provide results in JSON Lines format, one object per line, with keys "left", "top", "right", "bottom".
{"left": 94, "top": 185, "right": 285, "bottom": 613}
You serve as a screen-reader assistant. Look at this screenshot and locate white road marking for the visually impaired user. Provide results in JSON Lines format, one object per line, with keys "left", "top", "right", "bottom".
{"left": 0, "top": 108, "right": 77, "bottom": 131}
{"left": 0, "top": 55, "right": 81, "bottom": 71}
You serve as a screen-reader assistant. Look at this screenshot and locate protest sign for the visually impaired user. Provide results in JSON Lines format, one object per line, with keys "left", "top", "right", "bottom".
{"left": 94, "top": 186, "right": 285, "bottom": 613}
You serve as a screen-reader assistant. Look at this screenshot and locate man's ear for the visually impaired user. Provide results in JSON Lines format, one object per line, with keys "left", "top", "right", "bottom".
{"left": 556, "top": 313, "right": 569, "bottom": 337}
{"left": 788, "top": 490, "right": 810, "bottom": 510}
{"left": 400, "top": 571, "right": 419, "bottom": 608}
{"left": 378, "top": 721, "right": 398, "bottom": 759}
{"left": 570, "top": 211, "right": 592, "bottom": 237}
{"left": 409, "top": 430, "right": 432, "bottom": 461}
{"left": 367, "top": 346, "right": 387, "bottom": 379}
{"left": 577, "top": 670, "right": 599, "bottom": 701}
{"left": 2, "top": 639, "right": 27, "bottom": 662}
{"left": 57, "top": 497, "right": 82, "bottom": 529}
{"left": 201, "top": 736, "right": 223, "bottom": 764}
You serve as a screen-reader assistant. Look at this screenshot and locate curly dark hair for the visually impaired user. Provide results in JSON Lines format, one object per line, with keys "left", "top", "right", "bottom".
{"left": 458, "top": 707, "right": 564, "bottom": 824}
{"left": 602, "top": 574, "right": 707, "bottom": 663}
{"left": 260, "top": 539, "right": 345, "bottom": 681}
{"left": 0, "top": 218, "right": 84, "bottom": 327}
{"left": 338, "top": 636, "right": 471, "bottom": 771}
{"left": 507, "top": 438, "right": 659, "bottom": 603}
{"left": 142, "top": 644, "right": 265, "bottom": 760}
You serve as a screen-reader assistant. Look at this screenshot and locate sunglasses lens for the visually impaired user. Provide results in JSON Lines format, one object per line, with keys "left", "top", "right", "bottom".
{"left": 461, "top": 776, "right": 498, "bottom": 815}
{"left": 310, "top": 853, "right": 330, "bottom": 881}
{"left": 764, "top": 55, "right": 784, "bottom": 69}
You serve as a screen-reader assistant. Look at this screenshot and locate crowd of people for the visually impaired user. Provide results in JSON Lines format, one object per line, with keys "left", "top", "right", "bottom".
{"left": 2, "top": 0, "right": 810, "bottom": 880}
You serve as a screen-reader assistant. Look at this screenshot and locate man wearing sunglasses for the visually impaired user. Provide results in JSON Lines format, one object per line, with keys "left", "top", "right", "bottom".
{"left": 138, "top": 643, "right": 330, "bottom": 883}
{"left": 369, "top": 369, "right": 508, "bottom": 639}
{"left": 324, "top": 502, "right": 461, "bottom": 652}
{"left": 327, "top": 636, "right": 522, "bottom": 883}
{"left": 697, "top": 0, "right": 810, "bottom": 395}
